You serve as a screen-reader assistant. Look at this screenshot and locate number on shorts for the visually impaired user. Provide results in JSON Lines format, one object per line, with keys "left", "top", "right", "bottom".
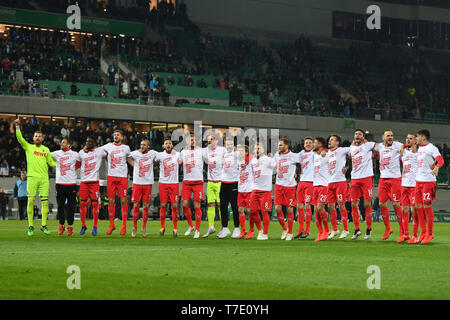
{"left": 368, "top": 188, "right": 373, "bottom": 197}
{"left": 305, "top": 195, "right": 311, "bottom": 203}
{"left": 265, "top": 202, "right": 269, "bottom": 210}
{"left": 337, "top": 194, "right": 343, "bottom": 202}
{"left": 320, "top": 195, "right": 327, "bottom": 203}
{"left": 423, "top": 193, "right": 431, "bottom": 201}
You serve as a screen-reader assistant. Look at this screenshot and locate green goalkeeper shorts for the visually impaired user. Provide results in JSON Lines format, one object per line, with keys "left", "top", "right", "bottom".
{"left": 207, "top": 181, "right": 221, "bottom": 204}
{"left": 27, "top": 177, "right": 49, "bottom": 198}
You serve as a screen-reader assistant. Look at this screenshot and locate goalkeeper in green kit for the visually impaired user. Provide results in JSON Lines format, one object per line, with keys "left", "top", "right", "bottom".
{"left": 14, "top": 118, "right": 56, "bottom": 236}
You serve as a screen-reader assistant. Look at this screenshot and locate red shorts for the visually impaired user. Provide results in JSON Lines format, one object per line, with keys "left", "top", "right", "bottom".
{"left": 312, "top": 186, "right": 328, "bottom": 206}
{"left": 415, "top": 181, "right": 436, "bottom": 205}
{"left": 378, "top": 178, "right": 401, "bottom": 203}
{"left": 401, "top": 186, "right": 416, "bottom": 207}
{"left": 159, "top": 183, "right": 179, "bottom": 204}
{"left": 327, "top": 181, "right": 348, "bottom": 204}
{"left": 132, "top": 184, "right": 152, "bottom": 203}
{"left": 296, "top": 181, "right": 314, "bottom": 205}
{"left": 350, "top": 177, "right": 373, "bottom": 202}
{"left": 79, "top": 181, "right": 99, "bottom": 201}
{"left": 107, "top": 176, "right": 128, "bottom": 199}
{"left": 181, "top": 181, "right": 204, "bottom": 203}
{"left": 250, "top": 190, "right": 272, "bottom": 212}
{"left": 238, "top": 192, "right": 251, "bottom": 208}
{"left": 274, "top": 185, "right": 296, "bottom": 207}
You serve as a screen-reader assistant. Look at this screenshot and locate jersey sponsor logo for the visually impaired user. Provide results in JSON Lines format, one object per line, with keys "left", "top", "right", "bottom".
{"left": 239, "top": 171, "right": 249, "bottom": 185}
{"left": 278, "top": 163, "right": 289, "bottom": 179}
{"left": 402, "top": 163, "right": 411, "bottom": 177}
{"left": 184, "top": 153, "right": 196, "bottom": 174}
{"left": 163, "top": 157, "right": 175, "bottom": 177}
{"left": 380, "top": 150, "right": 391, "bottom": 171}
{"left": 33, "top": 150, "right": 47, "bottom": 157}
{"left": 110, "top": 150, "right": 123, "bottom": 169}
{"left": 328, "top": 160, "right": 336, "bottom": 175}
{"left": 138, "top": 157, "right": 151, "bottom": 177}
{"left": 84, "top": 156, "right": 96, "bottom": 176}
{"left": 352, "top": 156, "right": 363, "bottom": 171}
{"left": 60, "top": 155, "right": 72, "bottom": 176}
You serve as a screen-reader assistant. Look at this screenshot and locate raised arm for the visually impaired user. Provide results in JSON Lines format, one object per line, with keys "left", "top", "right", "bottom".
{"left": 14, "top": 119, "right": 30, "bottom": 151}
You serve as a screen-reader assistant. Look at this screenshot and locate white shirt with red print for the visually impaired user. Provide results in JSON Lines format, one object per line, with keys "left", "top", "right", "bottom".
{"left": 51, "top": 149, "right": 79, "bottom": 185}
{"left": 401, "top": 147, "right": 418, "bottom": 187}
{"left": 299, "top": 149, "right": 314, "bottom": 182}
{"left": 222, "top": 150, "right": 240, "bottom": 183}
{"left": 328, "top": 147, "right": 350, "bottom": 183}
{"left": 313, "top": 152, "right": 329, "bottom": 187}
{"left": 203, "top": 146, "right": 226, "bottom": 182}
{"left": 374, "top": 141, "right": 403, "bottom": 179}
{"left": 349, "top": 142, "right": 376, "bottom": 180}
{"left": 239, "top": 155, "right": 254, "bottom": 193}
{"left": 250, "top": 155, "right": 276, "bottom": 192}
{"left": 155, "top": 151, "right": 180, "bottom": 184}
{"left": 274, "top": 150, "right": 300, "bottom": 187}
{"left": 130, "top": 150, "right": 157, "bottom": 185}
{"left": 416, "top": 143, "right": 443, "bottom": 182}
{"left": 101, "top": 143, "right": 131, "bottom": 178}
{"left": 78, "top": 148, "right": 107, "bottom": 182}
{"left": 180, "top": 148, "right": 204, "bottom": 181}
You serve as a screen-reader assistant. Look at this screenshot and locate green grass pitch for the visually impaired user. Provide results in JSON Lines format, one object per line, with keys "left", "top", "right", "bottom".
{"left": 0, "top": 219, "right": 449, "bottom": 300}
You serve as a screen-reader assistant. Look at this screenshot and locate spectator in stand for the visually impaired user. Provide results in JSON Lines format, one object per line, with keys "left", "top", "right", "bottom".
{"left": 14, "top": 171, "right": 27, "bottom": 220}
{"left": 0, "top": 188, "right": 8, "bottom": 220}
{"left": 70, "top": 82, "right": 80, "bottom": 96}
{"left": 0, "top": 159, "right": 9, "bottom": 176}
{"left": 99, "top": 84, "right": 108, "bottom": 98}
{"left": 150, "top": 75, "right": 159, "bottom": 92}
{"left": 108, "top": 63, "right": 117, "bottom": 85}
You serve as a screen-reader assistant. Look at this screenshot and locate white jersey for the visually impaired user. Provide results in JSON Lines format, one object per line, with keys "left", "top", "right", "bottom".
{"left": 51, "top": 149, "right": 79, "bottom": 185}
{"left": 274, "top": 151, "right": 300, "bottom": 187}
{"left": 349, "top": 142, "right": 376, "bottom": 180}
{"left": 222, "top": 150, "right": 240, "bottom": 183}
{"left": 102, "top": 143, "right": 131, "bottom": 178}
{"left": 180, "top": 148, "right": 204, "bottom": 181}
{"left": 204, "top": 146, "right": 226, "bottom": 181}
{"left": 155, "top": 151, "right": 179, "bottom": 184}
{"left": 374, "top": 141, "right": 403, "bottom": 179}
{"left": 78, "top": 148, "right": 106, "bottom": 182}
{"left": 239, "top": 156, "right": 254, "bottom": 193}
{"left": 328, "top": 147, "right": 350, "bottom": 183}
{"left": 130, "top": 150, "right": 157, "bottom": 185}
{"left": 299, "top": 149, "right": 314, "bottom": 182}
{"left": 401, "top": 147, "right": 418, "bottom": 187}
{"left": 313, "top": 152, "right": 329, "bottom": 187}
{"left": 250, "top": 155, "right": 276, "bottom": 192}
{"left": 416, "top": 143, "right": 442, "bottom": 182}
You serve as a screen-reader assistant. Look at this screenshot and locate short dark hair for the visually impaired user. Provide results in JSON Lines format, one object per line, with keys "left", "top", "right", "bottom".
{"left": 304, "top": 136, "right": 313, "bottom": 142}
{"left": 279, "top": 137, "right": 290, "bottom": 146}
{"left": 61, "top": 137, "right": 71, "bottom": 144}
{"left": 383, "top": 129, "right": 394, "bottom": 135}
{"left": 315, "top": 137, "right": 326, "bottom": 147}
{"left": 417, "top": 129, "right": 430, "bottom": 140}
{"left": 355, "top": 128, "right": 365, "bottom": 137}
{"left": 330, "top": 134, "right": 342, "bottom": 144}
{"left": 113, "top": 129, "right": 124, "bottom": 136}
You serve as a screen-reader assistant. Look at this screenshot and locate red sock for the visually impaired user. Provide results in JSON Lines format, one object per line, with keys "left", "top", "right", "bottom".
{"left": 321, "top": 211, "right": 329, "bottom": 233}
{"left": 239, "top": 215, "right": 246, "bottom": 232}
{"left": 184, "top": 207, "right": 193, "bottom": 228}
{"left": 305, "top": 208, "right": 312, "bottom": 232}
{"left": 341, "top": 209, "right": 348, "bottom": 231}
{"left": 402, "top": 211, "right": 410, "bottom": 236}
{"left": 121, "top": 205, "right": 128, "bottom": 228}
{"left": 416, "top": 207, "right": 427, "bottom": 235}
{"left": 172, "top": 208, "right": 178, "bottom": 231}
{"left": 329, "top": 209, "right": 338, "bottom": 231}
{"left": 80, "top": 201, "right": 87, "bottom": 227}
{"left": 92, "top": 201, "right": 99, "bottom": 228}
{"left": 132, "top": 206, "right": 139, "bottom": 228}
{"left": 352, "top": 207, "right": 360, "bottom": 230}
{"left": 380, "top": 207, "right": 390, "bottom": 229}
{"left": 262, "top": 211, "right": 270, "bottom": 234}
{"left": 277, "top": 211, "right": 287, "bottom": 231}
{"left": 108, "top": 204, "right": 115, "bottom": 227}
{"left": 287, "top": 211, "right": 294, "bottom": 234}
{"left": 365, "top": 207, "right": 373, "bottom": 230}
{"left": 297, "top": 208, "right": 305, "bottom": 233}
{"left": 315, "top": 211, "right": 323, "bottom": 234}
{"left": 394, "top": 206, "right": 403, "bottom": 234}
{"left": 194, "top": 207, "right": 202, "bottom": 231}
{"left": 424, "top": 206, "right": 434, "bottom": 236}
{"left": 142, "top": 207, "right": 149, "bottom": 229}
{"left": 160, "top": 207, "right": 167, "bottom": 229}
{"left": 412, "top": 213, "right": 418, "bottom": 237}
{"left": 252, "top": 211, "right": 262, "bottom": 231}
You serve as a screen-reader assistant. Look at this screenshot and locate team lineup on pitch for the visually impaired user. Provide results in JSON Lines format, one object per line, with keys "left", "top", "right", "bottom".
{"left": 13, "top": 118, "right": 444, "bottom": 245}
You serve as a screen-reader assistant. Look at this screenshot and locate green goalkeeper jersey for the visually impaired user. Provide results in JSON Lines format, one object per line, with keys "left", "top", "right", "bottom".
{"left": 16, "top": 128, "right": 56, "bottom": 178}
